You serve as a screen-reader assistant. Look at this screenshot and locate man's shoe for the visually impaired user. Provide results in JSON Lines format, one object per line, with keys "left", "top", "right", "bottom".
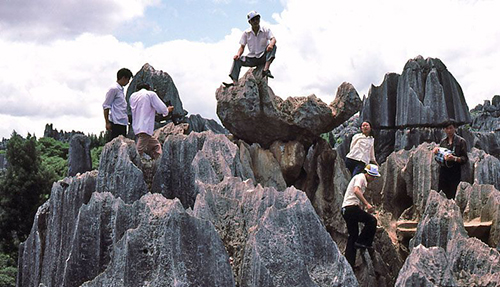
{"left": 354, "top": 242, "right": 373, "bottom": 249}
{"left": 263, "top": 70, "right": 274, "bottom": 79}
{"left": 222, "top": 82, "right": 234, "bottom": 87}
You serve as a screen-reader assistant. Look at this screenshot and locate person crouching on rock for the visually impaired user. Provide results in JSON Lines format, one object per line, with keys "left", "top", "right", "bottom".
{"left": 345, "top": 120, "right": 379, "bottom": 176}
{"left": 341, "top": 164, "right": 380, "bottom": 268}
{"left": 223, "top": 10, "right": 277, "bottom": 87}
{"left": 129, "top": 83, "right": 174, "bottom": 159}
{"left": 432, "top": 119, "right": 468, "bottom": 199}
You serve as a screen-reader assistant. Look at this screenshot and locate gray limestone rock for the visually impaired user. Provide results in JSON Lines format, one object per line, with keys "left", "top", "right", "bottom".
{"left": 152, "top": 131, "right": 247, "bottom": 208}
{"left": 152, "top": 122, "right": 189, "bottom": 144}
{"left": 17, "top": 172, "right": 97, "bottom": 287}
{"left": 398, "top": 190, "right": 500, "bottom": 286}
{"left": 96, "top": 136, "right": 147, "bottom": 204}
{"left": 249, "top": 143, "right": 287, "bottom": 190}
{"left": 361, "top": 73, "right": 399, "bottom": 128}
{"left": 126, "top": 63, "right": 187, "bottom": 128}
{"left": 269, "top": 140, "right": 305, "bottom": 185}
{"left": 187, "top": 114, "right": 228, "bottom": 134}
{"left": 193, "top": 177, "right": 358, "bottom": 287}
{"left": 68, "top": 134, "right": 92, "bottom": 176}
{"left": 396, "top": 56, "right": 471, "bottom": 127}
{"left": 82, "top": 194, "right": 234, "bottom": 287}
{"left": 216, "top": 69, "right": 361, "bottom": 147}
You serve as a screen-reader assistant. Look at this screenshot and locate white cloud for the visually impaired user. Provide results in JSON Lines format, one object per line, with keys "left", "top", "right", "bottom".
{"left": 0, "top": 0, "right": 499, "bottom": 139}
{"left": 0, "top": 0, "right": 159, "bottom": 41}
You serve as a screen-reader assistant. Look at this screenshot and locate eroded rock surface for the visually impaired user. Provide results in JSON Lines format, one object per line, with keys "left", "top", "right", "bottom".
{"left": 216, "top": 69, "right": 361, "bottom": 147}
{"left": 68, "top": 134, "right": 92, "bottom": 176}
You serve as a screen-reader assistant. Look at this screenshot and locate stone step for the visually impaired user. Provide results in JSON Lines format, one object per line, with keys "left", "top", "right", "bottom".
{"left": 396, "top": 218, "right": 492, "bottom": 240}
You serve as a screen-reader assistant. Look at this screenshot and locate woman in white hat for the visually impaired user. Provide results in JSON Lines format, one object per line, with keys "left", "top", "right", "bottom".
{"left": 341, "top": 164, "right": 380, "bottom": 268}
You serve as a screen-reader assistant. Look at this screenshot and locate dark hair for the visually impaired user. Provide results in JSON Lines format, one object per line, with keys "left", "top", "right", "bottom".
{"left": 136, "top": 83, "right": 151, "bottom": 91}
{"left": 443, "top": 119, "right": 458, "bottom": 128}
{"left": 117, "top": 68, "right": 133, "bottom": 81}
{"left": 361, "top": 120, "right": 374, "bottom": 137}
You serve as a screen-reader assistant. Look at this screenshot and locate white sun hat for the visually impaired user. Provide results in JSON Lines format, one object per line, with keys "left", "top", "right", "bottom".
{"left": 247, "top": 11, "right": 260, "bottom": 21}
{"left": 365, "top": 164, "right": 381, "bottom": 177}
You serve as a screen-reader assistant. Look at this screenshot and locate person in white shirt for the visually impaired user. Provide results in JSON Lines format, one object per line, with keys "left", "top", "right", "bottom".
{"left": 103, "top": 68, "right": 133, "bottom": 140}
{"left": 341, "top": 164, "right": 380, "bottom": 268}
{"left": 345, "top": 121, "right": 379, "bottom": 176}
{"left": 129, "top": 83, "right": 174, "bottom": 159}
{"left": 223, "top": 10, "right": 277, "bottom": 87}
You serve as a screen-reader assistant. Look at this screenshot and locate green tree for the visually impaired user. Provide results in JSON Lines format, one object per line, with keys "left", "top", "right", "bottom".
{"left": 38, "top": 137, "right": 69, "bottom": 180}
{"left": 0, "top": 132, "right": 54, "bottom": 257}
{"left": 0, "top": 253, "right": 16, "bottom": 287}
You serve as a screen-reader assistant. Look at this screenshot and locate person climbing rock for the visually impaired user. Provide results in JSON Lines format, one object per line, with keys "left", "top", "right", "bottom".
{"left": 223, "top": 10, "right": 277, "bottom": 87}
{"left": 341, "top": 164, "right": 381, "bottom": 268}
{"left": 129, "top": 83, "right": 174, "bottom": 159}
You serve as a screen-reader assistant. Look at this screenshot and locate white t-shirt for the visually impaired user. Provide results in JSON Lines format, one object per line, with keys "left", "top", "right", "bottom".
{"left": 129, "top": 89, "right": 169, "bottom": 136}
{"left": 342, "top": 173, "right": 368, "bottom": 208}
{"left": 102, "top": 82, "right": 128, "bottom": 126}
{"left": 239, "top": 26, "right": 274, "bottom": 58}
{"left": 346, "top": 133, "right": 376, "bottom": 165}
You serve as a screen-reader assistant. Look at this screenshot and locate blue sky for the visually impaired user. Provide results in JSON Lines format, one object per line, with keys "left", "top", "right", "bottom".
{"left": 0, "top": 0, "right": 499, "bottom": 139}
{"left": 114, "top": 1, "right": 284, "bottom": 45}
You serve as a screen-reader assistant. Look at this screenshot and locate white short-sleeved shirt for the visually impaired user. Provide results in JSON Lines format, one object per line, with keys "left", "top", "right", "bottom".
{"left": 346, "top": 133, "right": 376, "bottom": 165}
{"left": 239, "top": 26, "right": 274, "bottom": 58}
{"left": 130, "top": 89, "right": 169, "bottom": 136}
{"left": 102, "top": 82, "right": 128, "bottom": 126}
{"left": 342, "top": 173, "right": 368, "bottom": 208}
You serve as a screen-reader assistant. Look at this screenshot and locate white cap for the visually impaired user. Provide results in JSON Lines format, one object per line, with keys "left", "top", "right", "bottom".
{"left": 365, "top": 164, "right": 381, "bottom": 177}
{"left": 247, "top": 11, "right": 260, "bottom": 21}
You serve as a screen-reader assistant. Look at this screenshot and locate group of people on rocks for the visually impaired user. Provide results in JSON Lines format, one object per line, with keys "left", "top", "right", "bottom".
{"left": 102, "top": 10, "right": 275, "bottom": 159}
{"left": 101, "top": 9, "right": 469, "bottom": 272}
{"left": 341, "top": 119, "right": 468, "bottom": 269}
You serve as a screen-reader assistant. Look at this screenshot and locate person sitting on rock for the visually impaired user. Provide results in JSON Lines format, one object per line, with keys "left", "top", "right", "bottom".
{"left": 223, "top": 11, "right": 276, "bottom": 87}
{"left": 129, "top": 83, "right": 174, "bottom": 159}
{"left": 341, "top": 164, "right": 380, "bottom": 268}
{"left": 432, "top": 119, "right": 468, "bottom": 199}
{"left": 103, "top": 68, "right": 133, "bottom": 141}
{"left": 345, "top": 120, "right": 379, "bottom": 176}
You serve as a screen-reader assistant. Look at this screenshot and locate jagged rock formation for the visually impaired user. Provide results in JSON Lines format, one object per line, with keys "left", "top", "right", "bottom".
{"left": 396, "top": 190, "right": 500, "bottom": 286}
{"left": 68, "top": 134, "right": 92, "bottom": 176}
{"left": 187, "top": 114, "right": 228, "bottom": 134}
{"left": 126, "top": 63, "right": 187, "bottom": 128}
{"left": 0, "top": 153, "right": 7, "bottom": 171}
{"left": 194, "top": 177, "right": 357, "bottom": 286}
{"left": 18, "top": 131, "right": 358, "bottom": 286}
{"left": 470, "top": 95, "right": 500, "bottom": 132}
{"left": 216, "top": 68, "right": 362, "bottom": 147}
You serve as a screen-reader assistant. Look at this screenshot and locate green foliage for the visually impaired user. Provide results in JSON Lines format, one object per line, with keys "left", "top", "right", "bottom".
{"left": 38, "top": 137, "right": 69, "bottom": 180}
{"left": 0, "top": 132, "right": 53, "bottom": 257}
{"left": 0, "top": 150, "right": 5, "bottom": 155}
{"left": 0, "top": 253, "right": 16, "bottom": 287}
{"left": 91, "top": 146, "right": 103, "bottom": 170}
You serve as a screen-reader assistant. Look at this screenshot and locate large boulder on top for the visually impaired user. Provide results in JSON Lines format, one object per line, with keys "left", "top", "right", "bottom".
{"left": 216, "top": 68, "right": 362, "bottom": 147}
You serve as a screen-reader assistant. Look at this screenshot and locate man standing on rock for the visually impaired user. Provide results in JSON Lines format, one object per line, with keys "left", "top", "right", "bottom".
{"left": 130, "top": 83, "right": 174, "bottom": 159}
{"left": 433, "top": 119, "right": 468, "bottom": 199}
{"left": 223, "top": 11, "right": 277, "bottom": 87}
{"left": 103, "top": 68, "right": 133, "bottom": 141}
{"left": 341, "top": 164, "right": 380, "bottom": 268}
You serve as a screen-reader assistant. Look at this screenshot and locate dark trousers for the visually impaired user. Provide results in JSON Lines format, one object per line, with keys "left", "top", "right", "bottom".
{"left": 109, "top": 122, "right": 127, "bottom": 142}
{"left": 229, "top": 45, "right": 277, "bottom": 81}
{"left": 342, "top": 205, "right": 377, "bottom": 267}
{"left": 439, "top": 166, "right": 461, "bottom": 199}
{"left": 345, "top": 158, "right": 365, "bottom": 177}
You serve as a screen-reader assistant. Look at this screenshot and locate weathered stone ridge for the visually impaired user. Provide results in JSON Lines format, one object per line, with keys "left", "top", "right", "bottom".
{"left": 68, "top": 134, "right": 92, "bottom": 176}
{"left": 216, "top": 68, "right": 362, "bottom": 147}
